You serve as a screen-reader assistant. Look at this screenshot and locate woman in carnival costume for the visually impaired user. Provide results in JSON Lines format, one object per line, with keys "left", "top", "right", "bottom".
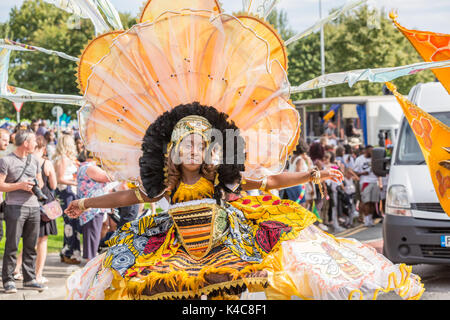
{"left": 64, "top": 0, "right": 425, "bottom": 300}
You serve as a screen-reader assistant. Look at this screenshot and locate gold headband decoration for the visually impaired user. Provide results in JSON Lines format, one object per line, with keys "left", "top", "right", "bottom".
{"left": 164, "top": 116, "right": 214, "bottom": 186}
{"left": 167, "top": 115, "right": 213, "bottom": 154}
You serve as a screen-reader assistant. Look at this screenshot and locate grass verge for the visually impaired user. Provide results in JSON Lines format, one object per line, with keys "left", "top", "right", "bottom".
{"left": 0, "top": 216, "right": 66, "bottom": 259}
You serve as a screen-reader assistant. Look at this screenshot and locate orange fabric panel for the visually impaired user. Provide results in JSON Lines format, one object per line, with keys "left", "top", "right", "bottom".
{"left": 391, "top": 13, "right": 450, "bottom": 94}
{"left": 234, "top": 15, "right": 288, "bottom": 70}
{"left": 139, "top": 0, "right": 221, "bottom": 23}
{"left": 386, "top": 82, "right": 450, "bottom": 216}
{"left": 77, "top": 31, "right": 124, "bottom": 93}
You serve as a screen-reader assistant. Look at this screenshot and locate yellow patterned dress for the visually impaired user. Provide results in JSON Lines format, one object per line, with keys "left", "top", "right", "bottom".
{"left": 66, "top": 177, "right": 424, "bottom": 300}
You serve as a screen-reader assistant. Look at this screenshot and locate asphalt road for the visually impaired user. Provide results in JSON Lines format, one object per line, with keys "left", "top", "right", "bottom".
{"left": 336, "top": 219, "right": 450, "bottom": 300}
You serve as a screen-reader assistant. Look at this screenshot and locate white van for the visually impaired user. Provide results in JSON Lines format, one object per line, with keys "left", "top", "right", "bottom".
{"left": 373, "top": 82, "right": 450, "bottom": 264}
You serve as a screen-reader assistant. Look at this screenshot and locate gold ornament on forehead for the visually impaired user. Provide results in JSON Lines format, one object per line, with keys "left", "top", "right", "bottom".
{"left": 164, "top": 115, "right": 214, "bottom": 188}
{"left": 167, "top": 115, "right": 213, "bottom": 153}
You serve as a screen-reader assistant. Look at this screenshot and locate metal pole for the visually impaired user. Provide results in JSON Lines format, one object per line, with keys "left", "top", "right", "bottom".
{"left": 57, "top": 115, "right": 61, "bottom": 138}
{"left": 16, "top": 111, "right": 20, "bottom": 123}
{"left": 319, "top": 0, "right": 326, "bottom": 111}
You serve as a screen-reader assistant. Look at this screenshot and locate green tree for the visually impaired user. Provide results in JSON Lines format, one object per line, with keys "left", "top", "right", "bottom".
{"left": 266, "top": 8, "right": 295, "bottom": 41}
{"left": 0, "top": 0, "right": 90, "bottom": 120}
{"left": 287, "top": 31, "right": 323, "bottom": 101}
{"left": 0, "top": 0, "right": 136, "bottom": 120}
{"left": 288, "top": 5, "right": 435, "bottom": 101}
{"left": 267, "top": 8, "right": 324, "bottom": 100}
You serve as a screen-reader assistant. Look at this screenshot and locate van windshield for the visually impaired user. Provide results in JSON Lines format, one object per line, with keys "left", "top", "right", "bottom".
{"left": 396, "top": 111, "right": 450, "bottom": 165}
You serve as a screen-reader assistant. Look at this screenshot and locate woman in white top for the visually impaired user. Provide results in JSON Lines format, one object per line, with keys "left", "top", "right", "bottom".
{"left": 53, "top": 134, "right": 81, "bottom": 264}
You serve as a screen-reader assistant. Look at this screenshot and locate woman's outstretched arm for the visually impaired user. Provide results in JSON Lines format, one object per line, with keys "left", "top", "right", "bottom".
{"left": 241, "top": 168, "right": 343, "bottom": 191}
{"left": 65, "top": 188, "right": 164, "bottom": 219}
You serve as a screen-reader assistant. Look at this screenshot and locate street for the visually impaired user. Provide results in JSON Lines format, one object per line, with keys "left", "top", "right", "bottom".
{"left": 0, "top": 218, "right": 449, "bottom": 300}
{"left": 336, "top": 219, "right": 450, "bottom": 300}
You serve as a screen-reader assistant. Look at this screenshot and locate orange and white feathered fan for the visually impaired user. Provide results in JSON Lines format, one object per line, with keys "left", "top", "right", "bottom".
{"left": 76, "top": 0, "right": 299, "bottom": 183}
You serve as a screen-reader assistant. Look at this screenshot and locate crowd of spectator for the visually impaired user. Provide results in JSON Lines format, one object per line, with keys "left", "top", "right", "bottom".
{"left": 0, "top": 119, "right": 147, "bottom": 294}
{"left": 279, "top": 121, "right": 390, "bottom": 233}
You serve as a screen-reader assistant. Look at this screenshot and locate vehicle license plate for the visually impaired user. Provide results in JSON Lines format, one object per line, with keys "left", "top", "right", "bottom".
{"left": 440, "top": 236, "right": 450, "bottom": 248}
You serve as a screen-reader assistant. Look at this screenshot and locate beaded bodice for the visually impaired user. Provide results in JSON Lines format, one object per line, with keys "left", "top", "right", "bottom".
{"left": 168, "top": 177, "right": 228, "bottom": 260}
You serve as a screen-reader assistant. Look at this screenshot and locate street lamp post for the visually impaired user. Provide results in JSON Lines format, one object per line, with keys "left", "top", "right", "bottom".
{"left": 319, "top": 0, "right": 326, "bottom": 111}
{"left": 52, "top": 105, "right": 63, "bottom": 138}
{"left": 13, "top": 102, "right": 24, "bottom": 124}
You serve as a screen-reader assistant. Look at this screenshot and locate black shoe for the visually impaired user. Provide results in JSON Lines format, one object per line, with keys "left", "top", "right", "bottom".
{"left": 3, "top": 282, "right": 17, "bottom": 294}
{"left": 23, "top": 280, "right": 47, "bottom": 292}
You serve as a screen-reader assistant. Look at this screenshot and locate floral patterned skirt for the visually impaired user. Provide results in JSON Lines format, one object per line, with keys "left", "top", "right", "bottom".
{"left": 65, "top": 195, "right": 425, "bottom": 300}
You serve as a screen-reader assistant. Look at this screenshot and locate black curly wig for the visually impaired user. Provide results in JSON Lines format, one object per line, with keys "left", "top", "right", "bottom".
{"left": 139, "top": 102, "right": 246, "bottom": 201}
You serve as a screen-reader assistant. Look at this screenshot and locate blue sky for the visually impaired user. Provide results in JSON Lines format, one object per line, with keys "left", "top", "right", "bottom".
{"left": 0, "top": 0, "right": 449, "bottom": 34}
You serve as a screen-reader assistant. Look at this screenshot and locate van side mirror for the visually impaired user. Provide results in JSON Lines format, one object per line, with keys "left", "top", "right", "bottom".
{"left": 372, "top": 147, "right": 390, "bottom": 177}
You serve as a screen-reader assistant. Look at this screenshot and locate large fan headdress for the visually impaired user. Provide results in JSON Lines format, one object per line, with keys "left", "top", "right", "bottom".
{"left": 6, "top": 1, "right": 444, "bottom": 203}
{"left": 76, "top": 0, "right": 299, "bottom": 187}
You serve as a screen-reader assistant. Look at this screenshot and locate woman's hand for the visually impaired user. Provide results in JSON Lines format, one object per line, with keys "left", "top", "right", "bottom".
{"left": 65, "top": 200, "right": 83, "bottom": 219}
{"left": 320, "top": 168, "right": 344, "bottom": 184}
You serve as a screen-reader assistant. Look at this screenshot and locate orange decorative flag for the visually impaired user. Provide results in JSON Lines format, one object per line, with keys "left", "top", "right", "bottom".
{"left": 390, "top": 12, "right": 450, "bottom": 94}
{"left": 386, "top": 82, "right": 450, "bottom": 216}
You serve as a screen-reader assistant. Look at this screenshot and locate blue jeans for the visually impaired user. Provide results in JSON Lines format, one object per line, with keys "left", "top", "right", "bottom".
{"left": 118, "top": 204, "right": 140, "bottom": 228}
{"left": 56, "top": 187, "right": 81, "bottom": 260}
{"left": 2, "top": 205, "right": 40, "bottom": 284}
{"left": 283, "top": 185, "right": 304, "bottom": 203}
